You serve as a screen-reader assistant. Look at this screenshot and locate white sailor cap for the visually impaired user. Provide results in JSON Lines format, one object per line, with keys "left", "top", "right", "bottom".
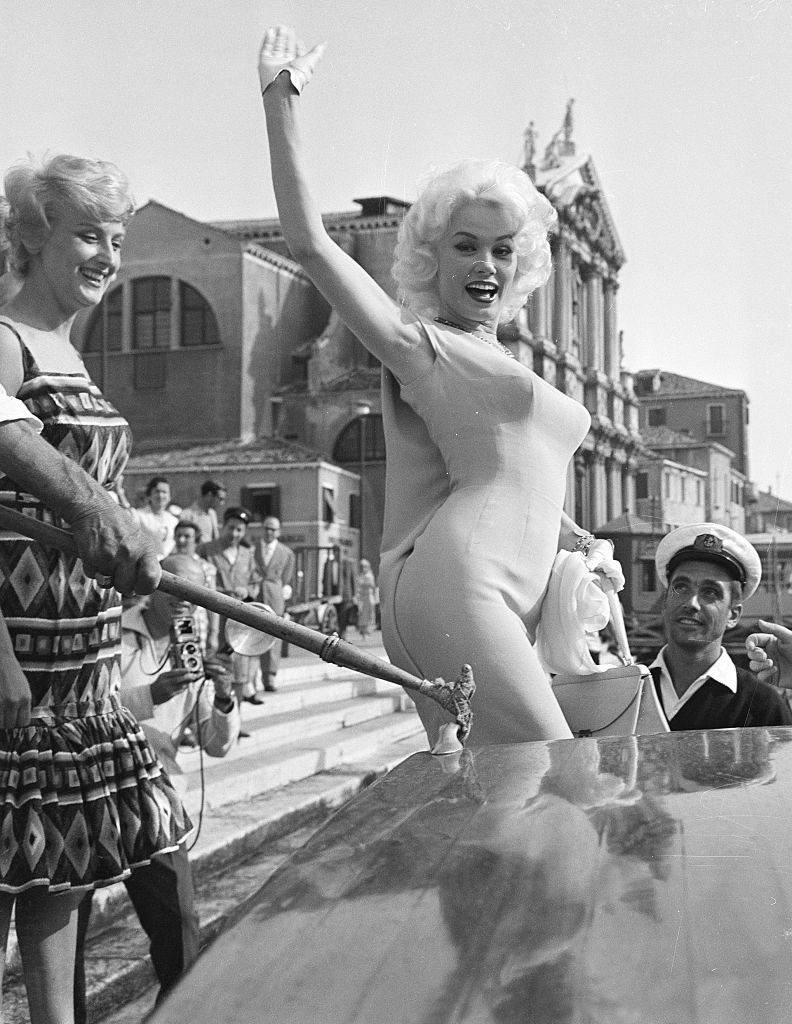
{"left": 655, "top": 523, "right": 761, "bottom": 600}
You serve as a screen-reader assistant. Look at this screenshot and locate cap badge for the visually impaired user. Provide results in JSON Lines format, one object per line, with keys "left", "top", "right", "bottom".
{"left": 693, "top": 533, "right": 722, "bottom": 553}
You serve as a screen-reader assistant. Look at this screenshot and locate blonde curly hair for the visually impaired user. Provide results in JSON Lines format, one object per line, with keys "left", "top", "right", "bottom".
{"left": 392, "top": 159, "right": 557, "bottom": 322}
{"left": 1, "top": 153, "right": 135, "bottom": 276}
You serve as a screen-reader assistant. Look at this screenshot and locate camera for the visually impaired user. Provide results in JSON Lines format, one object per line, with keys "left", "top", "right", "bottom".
{"left": 170, "top": 615, "right": 204, "bottom": 675}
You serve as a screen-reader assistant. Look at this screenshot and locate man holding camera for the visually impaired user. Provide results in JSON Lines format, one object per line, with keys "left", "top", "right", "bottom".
{"left": 74, "top": 554, "right": 240, "bottom": 1021}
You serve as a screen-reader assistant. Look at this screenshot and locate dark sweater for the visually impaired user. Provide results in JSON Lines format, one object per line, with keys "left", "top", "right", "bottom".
{"left": 651, "top": 665, "right": 792, "bottom": 731}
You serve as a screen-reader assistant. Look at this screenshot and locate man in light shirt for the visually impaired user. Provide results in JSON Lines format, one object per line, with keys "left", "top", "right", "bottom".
{"left": 183, "top": 479, "right": 226, "bottom": 544}
{"left": 650, "top": 523, "right": 792, "bottom": 730}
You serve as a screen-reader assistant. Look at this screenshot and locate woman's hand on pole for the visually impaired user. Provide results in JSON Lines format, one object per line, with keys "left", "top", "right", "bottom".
{"left": 258, "top": 24, "right": 326, "bottom": 96}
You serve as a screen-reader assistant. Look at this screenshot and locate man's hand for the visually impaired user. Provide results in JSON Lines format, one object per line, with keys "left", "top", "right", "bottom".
{"left": 150, "top": 667, "right": 200, "bottom": 706}
{"left": 204, "top": 655, "right": 234, "bottom": 702}
{"left": 70, "top": 500, "right": 161, "bottom": 595}
{"left": 746, "top": 620, "right": 792, "bottom": 688}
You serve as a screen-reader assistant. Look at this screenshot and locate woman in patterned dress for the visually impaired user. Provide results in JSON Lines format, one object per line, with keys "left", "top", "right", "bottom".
{"left": 0, "top": 154, "right": 190, "bottom": 1023}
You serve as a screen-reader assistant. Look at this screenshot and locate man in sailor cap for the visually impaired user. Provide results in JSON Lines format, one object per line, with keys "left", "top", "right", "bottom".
{"left": 651, "top": 523, "right": 792, "bottom": 730}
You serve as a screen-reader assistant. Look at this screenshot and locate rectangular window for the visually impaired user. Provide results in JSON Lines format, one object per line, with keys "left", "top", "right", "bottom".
{"left": 636, "top": 472, "right": 649, "bottom": 500}
{"left": 241, "top": 486, "right": 281, "bottom": 522}
{"left": 641, "top": 560, "right": 656, "bottom": 592}
{"left": 349, "top": 493, "right": 361, "bottom": 530}
{"left": 321, "top": 486, "right": 335, "bottom": 525}
{"left": 707, "top": 404, "right": 725, "bottom": 435}
{"left": 133, "top": 277, "right": 171, "bottom": 350}
{"left": 647, "top": 407, "right": 666, "bottom": 427}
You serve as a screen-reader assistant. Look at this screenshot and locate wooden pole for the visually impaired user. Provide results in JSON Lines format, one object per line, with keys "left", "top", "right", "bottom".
{"left": 0, "top": 504, "right": 474, "bottom": 743}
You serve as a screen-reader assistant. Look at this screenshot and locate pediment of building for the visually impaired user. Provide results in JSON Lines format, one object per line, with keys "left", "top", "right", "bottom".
{"left": 536, "top": 155, "right": 625, "bottom": 270}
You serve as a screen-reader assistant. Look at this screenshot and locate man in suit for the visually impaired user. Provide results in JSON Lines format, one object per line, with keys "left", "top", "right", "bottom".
{"left": 650, "top": 523, "right": 792, "bottom": 730}
{"left": 253, "top": 516, "right": 295, "bottom": 694}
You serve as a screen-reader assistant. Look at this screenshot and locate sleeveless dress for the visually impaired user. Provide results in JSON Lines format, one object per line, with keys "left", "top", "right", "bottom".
{"left": 0, "top": 319, "right": 190, "bottom": 893}
{"left": 379, "top": 319, "right": 590, "bottom": 747}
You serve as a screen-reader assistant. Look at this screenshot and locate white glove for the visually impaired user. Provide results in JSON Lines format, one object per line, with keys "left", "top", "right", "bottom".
{"left": 585, "top": 538, "right": 625, "bottom": 593}
{"left": 258, "top": 25, "right": 326, "bottom": 95}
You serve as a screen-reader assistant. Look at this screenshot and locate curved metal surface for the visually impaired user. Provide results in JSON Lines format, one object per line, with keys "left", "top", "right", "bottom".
{"left": 151, "top": 728, "right": 792, "bottom": 1024}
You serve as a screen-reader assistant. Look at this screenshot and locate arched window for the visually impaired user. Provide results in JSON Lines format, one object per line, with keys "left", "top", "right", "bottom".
{"left": 133, "top": 276, "right": 171, "bottom": 350}
{"left": 180, "top": 282, "right": 219, "bottom": 347}
{"left": 332, "top": 414, "right": 386, "bottom": 464}
{"left": 83, "top": 286, "right": 122, "bottom": 353}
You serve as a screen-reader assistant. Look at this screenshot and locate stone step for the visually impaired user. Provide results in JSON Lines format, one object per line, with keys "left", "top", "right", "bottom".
{"left": 189, "top": 707, "right": 424, "bottom": 812}
{"left": 1, "top": 731, "right": 428, "bottom": 1024}
{"left": 264, "top": 642, "right": 390, "bottom": 689}
{"left": 229, "top": 689, "right": 412, "bottom": 752}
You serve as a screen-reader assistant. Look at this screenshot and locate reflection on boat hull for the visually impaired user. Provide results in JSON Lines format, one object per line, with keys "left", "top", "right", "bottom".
{"left": 150, "top": 728, "right": 792, "bottom": 1024}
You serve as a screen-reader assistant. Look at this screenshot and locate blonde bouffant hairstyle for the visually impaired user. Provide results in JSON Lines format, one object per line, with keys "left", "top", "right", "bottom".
{"left": 392, "top": 159, "right": 557, "bottom": 323}
{"left": 1, "top": 154, "right": 135, "bottom": 276}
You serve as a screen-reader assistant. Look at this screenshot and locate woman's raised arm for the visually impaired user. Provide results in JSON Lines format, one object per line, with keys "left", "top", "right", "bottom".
{"left": 259, "top": 26, "right": 432, "bottom": 383}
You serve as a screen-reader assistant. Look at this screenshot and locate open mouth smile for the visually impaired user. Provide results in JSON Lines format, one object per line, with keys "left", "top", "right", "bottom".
{"left": 80, "top": 267, "right": 109, "bottom": 287}
{"left": 465, "top": 281, "right": 499, "bottom": 303}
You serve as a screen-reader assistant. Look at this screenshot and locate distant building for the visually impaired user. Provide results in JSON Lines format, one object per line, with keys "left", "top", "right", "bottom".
{"left": 634, "top": 369, "right": 751, "bottom": 479}
{"left": 746, "top": 489, "right": 792, "bottom": 534}
{"left": 74, "top": 108, "right": 642, "bottom": 565}
{"left": 636, "top": 425, "right": 746, "bottom": 532}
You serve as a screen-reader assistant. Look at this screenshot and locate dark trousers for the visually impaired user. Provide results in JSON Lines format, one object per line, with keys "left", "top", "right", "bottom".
{"left": 259, "top": 640, "right": 283, "bottom": 687}
{"left": 74, "top": 845, "right": 199, "bottom": 1023}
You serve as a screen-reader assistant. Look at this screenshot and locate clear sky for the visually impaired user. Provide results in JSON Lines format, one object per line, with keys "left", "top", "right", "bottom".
{"left": 2, "top": 0, "right": 790, "bottom": 496}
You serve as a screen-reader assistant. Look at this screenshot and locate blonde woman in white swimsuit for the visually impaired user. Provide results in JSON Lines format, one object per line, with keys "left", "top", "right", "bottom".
{"left": 258, "top": 26, "right": 623, "bottom": 747}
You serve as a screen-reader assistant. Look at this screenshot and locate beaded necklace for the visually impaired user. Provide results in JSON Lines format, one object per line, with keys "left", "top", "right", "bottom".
{"left": 433, "top": 317, "right": 515, "bottom": 360}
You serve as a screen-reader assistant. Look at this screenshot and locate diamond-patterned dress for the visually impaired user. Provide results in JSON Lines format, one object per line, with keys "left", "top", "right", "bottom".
{"left": 0, "top": 319, "right": 191, "bottom": 893}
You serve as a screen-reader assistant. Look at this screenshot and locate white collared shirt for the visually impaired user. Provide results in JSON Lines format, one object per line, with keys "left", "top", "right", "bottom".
{"left": 649, "top": 646, "right": 738, "bottom": 720}
{"left": 261, "top": 539, "right": 277, "bottom": 566}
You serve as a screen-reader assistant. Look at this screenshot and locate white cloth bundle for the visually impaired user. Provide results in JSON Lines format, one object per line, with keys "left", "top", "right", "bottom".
{"left": 536, "top": 549, "right": 611, "bottom": 676}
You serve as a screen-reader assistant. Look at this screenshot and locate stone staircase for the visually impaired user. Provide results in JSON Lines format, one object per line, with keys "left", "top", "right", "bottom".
{"left": 2, "top": 641, "right": 428, "bottom": 1023}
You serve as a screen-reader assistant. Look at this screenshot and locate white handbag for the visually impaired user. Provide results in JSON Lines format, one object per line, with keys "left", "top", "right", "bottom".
{"left": 550, "top": 579, "right": 670, "bottom": 739}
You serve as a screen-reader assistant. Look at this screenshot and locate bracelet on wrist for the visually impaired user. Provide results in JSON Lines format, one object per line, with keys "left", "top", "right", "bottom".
{"left": 572, "top": 532, "right": 596, "bottom": 556}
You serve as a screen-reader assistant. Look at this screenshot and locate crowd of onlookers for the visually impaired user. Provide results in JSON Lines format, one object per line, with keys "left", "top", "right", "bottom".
{"left": 118, "top": 476, "right": 297, "bottom": 705}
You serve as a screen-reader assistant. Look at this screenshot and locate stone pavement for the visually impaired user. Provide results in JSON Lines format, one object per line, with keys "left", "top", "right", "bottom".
{"left": 2, "top": 633, "right": 428, "bottom": 1023}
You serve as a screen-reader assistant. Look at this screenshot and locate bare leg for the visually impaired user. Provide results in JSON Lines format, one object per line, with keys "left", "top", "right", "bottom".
{"left": 15, "top": 887, "right": 84, "bottom": 1024}
{"left": 0, "top": 892, "right": 15, "bottom": 1020}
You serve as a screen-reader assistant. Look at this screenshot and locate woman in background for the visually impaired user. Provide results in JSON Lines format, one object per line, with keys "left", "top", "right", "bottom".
{"left": 354, "top": 559, "right": 378, "bottom": 639}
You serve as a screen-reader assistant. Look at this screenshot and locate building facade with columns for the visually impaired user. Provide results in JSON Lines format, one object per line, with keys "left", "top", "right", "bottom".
{"left": 74, "top": 109, "right": 642, "bottom": 567}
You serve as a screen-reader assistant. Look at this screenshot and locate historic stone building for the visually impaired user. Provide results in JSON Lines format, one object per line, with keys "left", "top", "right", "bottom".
{"left": 74, "top": 106, "right": 642, "bottom": 567}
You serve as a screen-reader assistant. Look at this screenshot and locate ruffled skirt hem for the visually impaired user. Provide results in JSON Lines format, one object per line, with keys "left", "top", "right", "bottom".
{"left": 0, "top": 697, "right": 192, "bottom": 893}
